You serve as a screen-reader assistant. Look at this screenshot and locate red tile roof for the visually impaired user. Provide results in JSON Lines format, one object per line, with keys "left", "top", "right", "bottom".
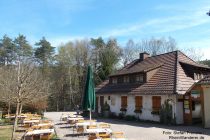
{"left": 96, "top": 51, "right": 210, "bottom": 95}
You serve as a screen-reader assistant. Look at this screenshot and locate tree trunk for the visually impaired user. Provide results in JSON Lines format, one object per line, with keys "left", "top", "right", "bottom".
{"left": 69, "top": 67, "right": 73, "bottom": 109}
{"left": 11, "top": 101, "right": 20, "bottom": 140}
{"left": 56, "top": 101, "right": 59, "bottom": 112}
{"left": 7, "top": 101, "right": 11, "bottom": 116}
{"left": 19, "top": 103, "right": 23, "bottom": 115}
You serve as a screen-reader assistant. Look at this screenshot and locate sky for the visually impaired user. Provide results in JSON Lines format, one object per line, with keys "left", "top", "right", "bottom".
{"left": 0, "top": 0, "right": 210, "bottom": 59}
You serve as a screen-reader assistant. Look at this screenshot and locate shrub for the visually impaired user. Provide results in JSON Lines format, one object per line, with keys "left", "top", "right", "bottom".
{"left": 124, "top": 115, "right": 136, "bottom": 121}
{"left": 109, "top": 112, "right": 117, "bottom": 119}
{"left": 151, "top": 110, "right": 160, "bottom": 115}
{"left": 160, "top": 100, "right": 176, "bottom": 125}
{"left": 118, "top": 112, "right": 125, "bottom": 119}
{"left": 102, "top": 102, "right": 110, "bottom": 111}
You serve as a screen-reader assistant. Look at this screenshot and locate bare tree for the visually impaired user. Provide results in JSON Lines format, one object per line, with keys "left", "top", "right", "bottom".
{"left": 122, "top": 39, "right": 138, "bottom": 66}
{"left": 0, "top": 61, "right": 49, "bottom": 139}
{"left": 136, "top": 37, "right": 177, "bottom": 56}
{"left": 181, "top": 47, "right": 203, "bottom": 62}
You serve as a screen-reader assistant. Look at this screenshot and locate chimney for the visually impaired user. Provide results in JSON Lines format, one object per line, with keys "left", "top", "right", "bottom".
{"left": 139, "top": 52, "right": 150, "bottom": 61}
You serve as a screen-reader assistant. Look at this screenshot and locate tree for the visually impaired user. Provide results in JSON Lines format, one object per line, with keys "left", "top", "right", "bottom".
{"left": 122, "top": 39, "right": 138, "bottom": 66}
{"left": 98, "top": 38, "right": 122, "bottom": 80}
{"left": 14, "top": 34, "right": 33, "bottom": 60}
{"left": 200, "top": 59, "right": 210, "bottom": 66}
{"left": 0, "top": 35, "right": 16, "bottom": 65}
{"left": 35, "top": 37, "right": 55, "bottom": 75}
{"left": 181, "top": 47, "right": 203, "bottom": 62}
{"left": 136, "top": 37, "right": 177, "bottom": 56}
{"left": 0, "top": 62, "right": 49, "bottom": 139}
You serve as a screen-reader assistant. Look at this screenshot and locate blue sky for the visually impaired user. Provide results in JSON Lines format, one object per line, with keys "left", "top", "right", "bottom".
{"left": 0, "top": 0, "right": 210, "bottom": 59}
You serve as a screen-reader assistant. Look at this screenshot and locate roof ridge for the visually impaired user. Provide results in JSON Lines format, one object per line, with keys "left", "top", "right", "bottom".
{"left": 177, "top": 50, "right": 197, "bottom": 64}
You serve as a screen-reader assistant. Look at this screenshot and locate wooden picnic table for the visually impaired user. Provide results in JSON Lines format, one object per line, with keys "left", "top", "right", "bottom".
{"left": 5, "top": 115, "right": 27, "bottom": 119}
{"left": 23, "top": 119, "right": 40, "bottom": 124}
{"left": 24, "top": 129, "right": 54, "bottom": 136}
{"left": 67, "top": 117, "right": 84, "bottom": 121}
{"left": 86, "top": 128, "right": 112, "bottom": 134}
{"left": 94, "top": 138, "right": 126, "bottom": 140}
{"left": 76, "top": 121, "right": 97, "bottom": 127}
{"left": 32, "top": 123, "right": 54, "bottom": 127}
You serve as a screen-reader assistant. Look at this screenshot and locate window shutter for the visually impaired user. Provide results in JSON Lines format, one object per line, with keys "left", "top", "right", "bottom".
{"left": 152, "top": 96, "right": 161, "bottom": 110}
{"left": 121, "top": 96, "right": 127, "bottom": 108}
{"left": 135, "top": 96, "right": 142, "bottom": 110}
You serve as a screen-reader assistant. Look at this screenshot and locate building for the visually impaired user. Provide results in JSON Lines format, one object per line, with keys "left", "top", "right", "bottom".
{"left": 96, "top": 51, "right": 210, "bottom": 125}
{"left": 185, "top": 75, "right": 210, "bottom": 128}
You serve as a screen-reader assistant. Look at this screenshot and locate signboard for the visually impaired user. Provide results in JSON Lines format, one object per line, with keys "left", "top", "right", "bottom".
{"left": 184, "top": 100, "right": 189, "bottom": 109}
{"left": 185, "top": 109, "right": 190, "bottom": 114}
{"left": 191, "top": 90, "right": 200, "bottom": 98}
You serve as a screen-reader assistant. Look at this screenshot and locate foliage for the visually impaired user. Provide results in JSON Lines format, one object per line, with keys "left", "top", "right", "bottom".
{"left": 101, "top": 102, "right": 110, "bottom": 111}
{"left": 14, "top": 34, "right": 33, "bottom": 59}
{"left": 109, "top": 112, "right": 117, "bottom": 119}
{"left": 118, "top": 112, "right": 125, "bottom": 119}
{"left": 151, "top": 110, "right": 160, "bottom": 115}
{"left": 0, "top": 35, "right": 16, "bottom": 65}
{"left": 35, "top": 37, "right": 55, "bottom": 75}
{"left": 124, "top": 115, "right": 136, "bottom": 121}
{"left": 160, "top": 100, "right": 176, "bottom": 125}
{"left": 200, "top": 59, "right": 210, "bottom": 67}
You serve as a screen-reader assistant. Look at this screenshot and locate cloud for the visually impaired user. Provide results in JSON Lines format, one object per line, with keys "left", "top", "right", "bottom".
{"left": 47, "top": 35, "right": 94, "bottom": 47}
{"left": 101, "top": 3, "right": 210, "bottom": 37}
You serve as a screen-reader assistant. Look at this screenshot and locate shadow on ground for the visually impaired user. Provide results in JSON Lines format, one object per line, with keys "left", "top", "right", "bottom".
{"left": 96, "top": 118, "right": 210, "bottom": 136}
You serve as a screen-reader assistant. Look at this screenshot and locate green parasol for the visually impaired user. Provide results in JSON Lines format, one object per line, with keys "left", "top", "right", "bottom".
{"left": 83, "top": 65, "right": 95, "bottom": 120}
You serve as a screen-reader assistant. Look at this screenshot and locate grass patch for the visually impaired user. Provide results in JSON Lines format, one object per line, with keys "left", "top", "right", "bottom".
{"left": 0, "top": 125, "right": 12, "bottom": 140}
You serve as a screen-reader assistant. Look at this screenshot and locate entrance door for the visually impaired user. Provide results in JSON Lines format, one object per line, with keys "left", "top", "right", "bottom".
{"left": 100, "top": 96, "right": 104, "bottom": 112}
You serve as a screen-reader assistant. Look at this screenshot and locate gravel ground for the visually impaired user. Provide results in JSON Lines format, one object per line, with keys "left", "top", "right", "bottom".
{"left": 44, "top": 112, "right": 210, "bottom": 140}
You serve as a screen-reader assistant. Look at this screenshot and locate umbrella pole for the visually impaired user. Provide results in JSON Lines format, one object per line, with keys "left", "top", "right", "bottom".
{"left": 90, "top": 108, "right": 92, "bottom": 120}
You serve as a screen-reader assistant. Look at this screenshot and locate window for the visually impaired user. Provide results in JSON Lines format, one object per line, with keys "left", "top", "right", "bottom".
{"left": 136, "top": 74, "right": 144, "bottom": 82}
{"left": 135, "top": 96, "right": 142, "bottom": 111}
{"left": 129, "top": 75, "right": 136, "bottom": 83}
{"left": 108, "top": 96, "right": 111, "bottom": 100}
{"left": 117, "top": 77, "right": 124, "bottom": 83}
{"left": 112, "top": 77, "right": 117, "bottom": 84}
{"left": 192, "top": 101, "right": 195, "bottom": 111}
{"left": 100, "top": 96, "right": 104, "bottom": 107}
{"left": 152, "top": 96, "right": 161, "bottom": 111}
{"left": 124, "top": 76, "right": 129, "bottom": 83}
{"left": 194, "top": 73, "right": 204, "bottom": 80}
{"left": 121, "top": 96, "right": 127, "bottom": 108}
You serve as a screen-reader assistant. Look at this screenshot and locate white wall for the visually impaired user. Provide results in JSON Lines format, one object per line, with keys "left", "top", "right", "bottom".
{"left": 203, "top": 87, "right": 210, "bottom": 128}
{"left": 97, "top": 94, "right": 182, "bottom": 123}
{"left": 192, "top": 104, "right": 202, "bottom": 118}
{"left": 176, "top": 101, "right": 184, "bottom": 124}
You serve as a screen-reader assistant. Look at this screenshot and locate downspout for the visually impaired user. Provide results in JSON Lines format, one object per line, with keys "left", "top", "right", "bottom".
{"left": 173, "top": 51, "right": 179, "bottom": 122}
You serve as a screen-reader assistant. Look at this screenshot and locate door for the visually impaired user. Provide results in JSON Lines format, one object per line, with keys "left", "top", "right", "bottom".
{"left": 96, "top": 97, "right": 99, "bottom": 113}
{"left": 100, "top": 96, "right": 104, "bottom": 112}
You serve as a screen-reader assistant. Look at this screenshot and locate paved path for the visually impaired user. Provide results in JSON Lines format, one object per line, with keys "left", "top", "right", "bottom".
{"left": 45, "top": 112, "right": 210, "bottom": 140}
